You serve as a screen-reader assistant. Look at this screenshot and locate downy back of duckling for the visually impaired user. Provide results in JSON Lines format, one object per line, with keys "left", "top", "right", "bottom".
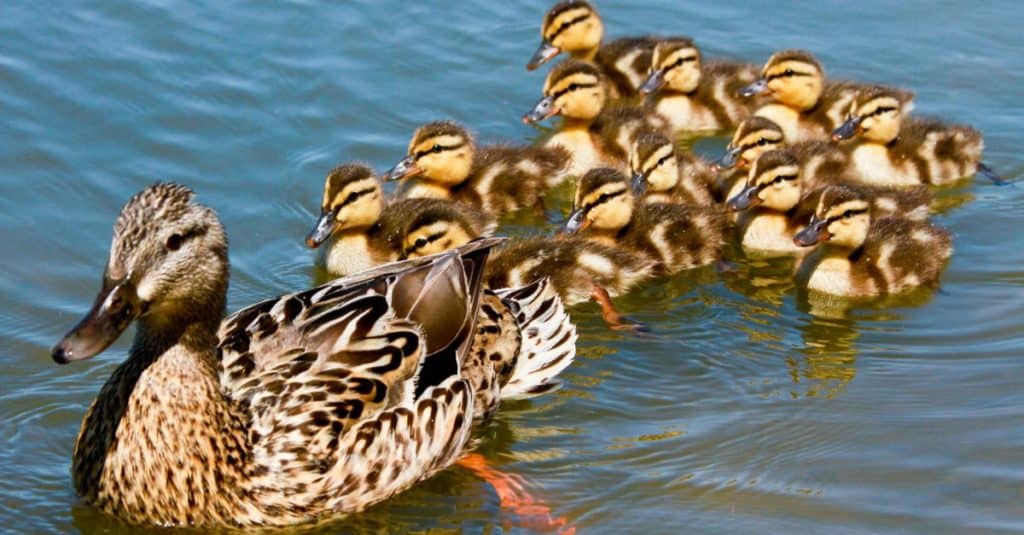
{"left": 629, "top": 129, "right": 715, "bottom": 206}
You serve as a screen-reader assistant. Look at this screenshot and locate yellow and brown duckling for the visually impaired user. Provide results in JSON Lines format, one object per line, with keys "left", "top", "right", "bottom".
{"left": 711, "top": 115, "right": 787, "bottom": 200}
{"left": 831, "top": 85, "right": 1002, "bottom": 186}
{"left": 793, "top": 184, "right": 952, "bottom": 297}
{"left": 565, "top": 167, "right": 726, "bottom": 274}
{"left": 526, "top": 0, "right": 661, "bottom": 96}
{"left": 727, "top": 150, "right": 933, "bottom": 254}
{"left": 384, "top": 120, "right": 569, "bottom": 214}
{"left": 629, "top": 129, "right": 715, "bottom": 206}
{"left": 306, "top": 163, "right": 494, "bottom": 276}
{"left": 740, "top": 49, "right": 914, "bottom": 143}
{"left": 523, "top": 60, "right": 667, "bottom": 176}
{"left": 51, "top": 184, "right": 575, "bottom": 527}
{"left": 639, "top": 37, "right": 762, "bottom": 132}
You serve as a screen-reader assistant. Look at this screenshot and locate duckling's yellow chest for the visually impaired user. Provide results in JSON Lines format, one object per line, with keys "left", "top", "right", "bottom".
{"left": 741, "top": 213, "right": 804, "bottom": 254}
{"left": 755, "top": 105, "right": 817, "bottom": 142}
{"left": 805, "top": 256, "right": 856, "bottom": 296}
{"left": 323, "top": 233, "right": 388, "bottom": 276}
{"left": 655, "top": 95, "right": 720, "bottom": 132}
{"left": 850, "top": 144, "right": 920, "bottom": 186}
{"left": 547, "top": 129, "right": 611, "bottom": 177}
{"left": 401, "top": 181, "right": 453, "bottom": 200}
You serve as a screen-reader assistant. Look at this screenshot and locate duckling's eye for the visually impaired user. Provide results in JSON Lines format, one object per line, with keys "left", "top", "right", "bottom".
{"left": 414, "top": 237, "right": 428, "bottom": 249}
{"left": 757, "top": 138, "right": 769, "bottom": 146}
{"left": 567, "top": 83, "right": 580, "bottom": 91}
{"left": 843, "top": 210, "right": 855, "bottom": 218}
{"left": 166, "top": 233, "right": 183, "bottom": 251}
{"left": 783, "top": 69, "right": 795, "bottom": 77}
{"left": 432, "top": 144, "right": 442, "bottom": 152}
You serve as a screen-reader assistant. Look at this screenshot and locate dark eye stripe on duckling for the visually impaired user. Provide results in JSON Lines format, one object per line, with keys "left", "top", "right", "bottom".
{"left": 407, "top": 230, "right": 448, "bottom": 255}
{"left": 759, "top": 174, "right": 798, "bottom": 187}
{"left": 765, "top": 69, "right": 812, "bottom": 82}
{"left": 582, "top": 187, "right": 627, "bottom": 213}
{"left": 736, "top": 136, "right": 778, "bottom": 152}
{"left": 333, "top": 187, "right": 376, "bottom": 209}
{"left": 413, "top": 142, "right": 465, "bottom": 160}
{"left": 547, "top": 13, "right": 590, "bottom": 40}
{"left": 662, "top": 54, "right": 698, "bottom": 72}
{"left": 858, "top": 106, "right": 897, "bottom": 119}
{"left": 826, "top": 207, "right": 869, "bottom": 222}
{"left": 551, "top": 81, "right": 599, "bottom": 99}
{"left": 642, "top": 153, "right": 674, "bottom": 177}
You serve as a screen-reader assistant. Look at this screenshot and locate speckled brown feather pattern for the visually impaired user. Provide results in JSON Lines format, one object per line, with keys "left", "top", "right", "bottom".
{"left": 594, "top": 36, "right": 659, "bottom": 95}
{"left": 444, "top": 144, "right": 569, "bottom": 213}
{"left": 591, "top": 104, "right": 669, "bottom": 162}
{"left": 620, "top": 202, "right": 727, "bottom": 274}
{"left": 648, "top": 60, "right": 762, "bottom": 130}
{"left": 880, "top": 117, "right": 983, "bottom": 185}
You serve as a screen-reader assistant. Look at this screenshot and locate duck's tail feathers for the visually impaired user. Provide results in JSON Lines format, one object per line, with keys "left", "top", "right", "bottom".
{"left": 495, "top": 278, "right": 577, "bottom": 400}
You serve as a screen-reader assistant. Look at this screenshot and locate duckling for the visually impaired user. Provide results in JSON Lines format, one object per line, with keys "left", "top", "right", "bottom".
{"left": 638, "top": 38, "right": 761, "bottom": 132}
{"left": 526, "top": 0, "right": 660, "bottom": 96}
{"left": 50, "top": 184, "right": 576, "bottom": 527}
{"left": 711, "top": 115, "right": 787, "bottom": 200}
{"left": 384, "top": 121, "right": 569, "bottom": 214}
{"left": 831, "top": 85, "right": 1000, "bottom": 186}
{"left": 628, "top": 129, "right": 715, "bottom": 206}
{"left": 306, "top": 163, "right": 494, "bottom": 276}
{"left": 741, "top": 49, "right": 914, "bottom": 143}
{"left": 523, "top": 60, "right": 667, "bottom": 176}
{"left": 727, "top": 150, "right": 933, "bottom": 253}
{"left": 793, "top": 184, "right": 952, "bottom": 297}
{"left": 565, "top": 167, "right": 726, "bottom": 273}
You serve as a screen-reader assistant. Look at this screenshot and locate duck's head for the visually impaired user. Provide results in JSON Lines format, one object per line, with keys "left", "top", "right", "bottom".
{"left": 832, "top": 86, "right": 910, "bottom": 144}
{"left": 52, "top": 184, "right": 229, "bottom": 364}
{"left": 398, "top": 201, "right": 481, "bottom": 259}
{"left": 523, "top": 60, "right": 607, "bottom": 124}
{"left": 629, "top": 129, "right": 678, "bottom": 197}
{"left": 527, "top": 0, "right": 604, "bottom": 70}
{"left": 565, "top": 167, "right": 634, "bottom": 234}
{"left": 715, "top": 116, "right": 785, "bottom": 170}
{"left": 794, "top": 185, "right": 871, "bottom": 249}
{"left": 306, "top": 163, "right": 385, "bottom": 248}
{"left": 385, "top": 121, "right": 475, "bottom": 186}
{"left": 741, "top": 50, "right": 824, "bottom": 111}
{"left": 727, "top": 149, "right": 801, "bottom": 212}
{"left": 639, "top": 38, "right": 701, "bottom": 95}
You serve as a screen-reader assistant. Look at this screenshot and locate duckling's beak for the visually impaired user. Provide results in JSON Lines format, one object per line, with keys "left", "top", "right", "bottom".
{"left": 794, "top": 216, "right": 831, "bottom": 247}
{"left": 523, "top": 95, "right": 558, "bottom": 124}
{"left": 630, "top": 172, "right": 648, "bottom": 197}
{"left": 832, "top": 116, "right": 863, "bottom": 141}
{"left": 726, "top": 184, "right": 762, "bottom": 211}
{"left": 306, "top": 209, "right": 338, "bottom": 248}
{"left": 526, "top": 40, "right": 560, "bottom": 70}
{"left": 384, "top": 155, "right": 422, "bottom": 181}
{"left": 740, "top": 78, "right": 769, "bottom": 98}
{"left": 51, "top": 279, "right": 141, "bottom": 364}
{"left": 713, "top": 146, "right": 742, "bottom": 171}
{"left": 638, "top": 69, "right": 665, "bottom": 95}
{"left": 562, "top": 207, "right": 590, "bottom": 234}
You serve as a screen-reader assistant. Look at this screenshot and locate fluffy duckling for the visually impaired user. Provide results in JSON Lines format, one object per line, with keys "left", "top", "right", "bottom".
{"left": 793, "top": 184, "right": 952, "bottom": 297}
{"left": 639, "top": 38, "right": 761, "bottom": 132}
{"left": 306, "top": 163, "right": 494, "bottom": 276}
{"left": 384, "top": 121, "right": 569, "bottom": 214}
{"left": 565, "top": 167, "right": 726, "bottom": 273}
{"left": 523, "top": 60, "right": 666, "bottom": 176}
{"left": 741, "top": 50, "right": 914, "bottom": 143}
{"left": 832, "top": 85, "right": 1000, "bottom": 186}
{"left": 526, "top": 0, "right": 660, "bottom": 96}
{"left": 727, "top": 150, "right": 933, "bottom": 253}
{"left": 629, "top": 129, "right": 715, "bottom": 206}
{"left": 711, "top": 115, "right": 787, "bottom": 200}
{"left": 51, "top": 184, "right": 575, "bottom": 527}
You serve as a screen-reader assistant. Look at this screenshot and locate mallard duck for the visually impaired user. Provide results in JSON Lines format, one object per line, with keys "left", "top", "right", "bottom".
{"left": 711, "top": 115, "right": 787, "bottom": 201}
{"left": 526, "top": 0, "right": 660, "bottom": 96}
{"left": 831, "top": 85, "right": 1001, "bottom": 186}
{"left": 740, "top": 49, "right": 914, "bottom": 143}
{"left": 727, "top": 149, "right": 933, "bottom": 253}
{"left": 52, "top": 183, "right": 575, "bottom": 527}
{"left": 523, "top": 60, "right": 667, "bottom": 176}
{"left": 629, "top": 129, "right": 715, "bottom": 206}
{"left": 564, "top": 167, "right": 725, "bottom": 273}
{"left": 306, "top": 163, "right": 495, "bottom": 277}
{"left": 793, "top": 184, "right": 952, "bottom": 297}
{"left": 638, "top": 37, "right": 761, "bottom": 132}
{"left": 383, "top": 121, "right": 569, "bottom": 214}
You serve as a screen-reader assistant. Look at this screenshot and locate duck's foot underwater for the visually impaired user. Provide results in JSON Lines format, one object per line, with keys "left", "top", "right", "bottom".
{"left": 457, "top": 453, "right": 575, "bottom": 533}
{"left": 590, "top": 286, "right": 650, "bottom": 334}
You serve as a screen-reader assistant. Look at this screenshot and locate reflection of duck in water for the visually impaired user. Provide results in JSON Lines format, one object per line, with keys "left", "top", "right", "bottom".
{"left": 790, "top": 315, "right": 859, "bottom": 399}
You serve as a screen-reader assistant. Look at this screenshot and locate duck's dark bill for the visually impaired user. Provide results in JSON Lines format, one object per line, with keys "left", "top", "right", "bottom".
{"left": 630, "top": 173, "right": 648, "bottom": 196}
{"left": 740, "top": 78, "right": 769, "bottom": 98}
{"left": 713, "top": 147, "right": 742, "bottom": 170}
{"left": 638, "top": 69, "right": 665, "bottom": 95}
{"left": 832, "top": 116, "right": 862, "bottom": 141}
{"left": 562, "top": 208, "right": 589, "bottom": 234}
{"left": 523, "top": 95, "right": 558, "bottom": 124}
{"left": 793, "top": 217, "right": 831, "bottom": 247}
{"left": 384, "top": 155, "right": 421, "bottom": 181}
{"left": 726, "top": 185, "right": 762, "bottom": 211}
{"left": 51, "top": 280, "right": 140, "bottom": 364}
{"left": 526, "top": 40, "right": 560, "bottom": 70}
{"left": 306, "top": 210, "right": 337, "bottom": 248}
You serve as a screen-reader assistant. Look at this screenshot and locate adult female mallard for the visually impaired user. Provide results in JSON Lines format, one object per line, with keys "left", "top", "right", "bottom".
{"left": 51, "top": 183, "right": 575, "bottom": 527}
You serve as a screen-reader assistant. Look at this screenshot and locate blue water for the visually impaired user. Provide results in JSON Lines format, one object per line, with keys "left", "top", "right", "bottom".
{"left": 2, "top": 1, "right": 1023, "bottom": 533}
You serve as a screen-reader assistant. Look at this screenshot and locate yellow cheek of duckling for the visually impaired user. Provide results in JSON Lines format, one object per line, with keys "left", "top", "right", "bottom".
{"left": 418, "top": 149, "right": 473, "bottom": 184}
{"left": 647, "top": 162, "right": 678, "bottom": 192}
{"left": 828, "top": 216, "right": 869, "bottom": 248}
{"left": 559, "top": 89, "right": 605, "bottom": 121}
{"left": 589, "top": 195, "right": 633, "bottom": 230}
{"left": 664, "top": 62, "right": 701, "bottom": 93}
{"left": 761, "top": 182, "right": 800, "bottom": 211}
{"left": 769, "top": 75, "right": 822, "bottom": 111}
{"left": 336, "top": 192, "right": 383, "bottom": 229}
{"left": 861, "top": 113, "right": 901, "bottom": 144}
{"left": 554, "top": 17, "right": 602, "bottom": 51}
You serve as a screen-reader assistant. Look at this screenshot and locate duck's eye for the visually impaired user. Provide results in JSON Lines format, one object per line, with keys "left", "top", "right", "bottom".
{"left": 757, "top": 138, "right": 768, "bottom": 146}
{"left": 843, "top": 210, "right": 855, "bottom": 218}
{"left": 414, "top": 237, "right": 428, "bottom": 249}
{"left": 783, "top": 69, "right": 795, "bottom": 76}
{"left": 166, "top": 233, "right": 183, "bottom": 251}
{"left": 432, "top": 144, "right": 442, "bottom": 152}
{"left": 567, "top": 83, "right": 580, "bottom": 91}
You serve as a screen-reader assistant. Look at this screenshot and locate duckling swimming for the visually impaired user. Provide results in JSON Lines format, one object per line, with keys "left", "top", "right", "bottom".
{"left": 526, "top": 0, "right": 660, "bottom": 96}
{"left": 565, "top": 167, "right": 726, "bottom": 273}
{"left": 384, "top": 121, "right": 568, "bottom": 214}
{"left": 711, "top": 115, "right": 787, "bottom": 200}
{"left": 793, "top": 184, "right": 951, "bottom": 297}
{"left": 629, "top": 129, "right": 715, "bottom": 206}
{"left": 741, "top": 49, "right": 914, "bottom": 143}
{"left": 832, "top": 85, "right": 999, "bottom": 186}
{"left": 639, "top": 38, "right": 761, "bottom": 132}
{"left": 50, "top": 184, "right": 575, "bottom": 527}
{"left": 306, "top": 163, "right": 494, "bottom": 276}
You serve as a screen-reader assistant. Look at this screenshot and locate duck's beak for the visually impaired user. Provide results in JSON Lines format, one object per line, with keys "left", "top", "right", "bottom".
{"left": 630, "top": 172, "right": 648, "bottom": 197}
{"left": 306, "top": 209, "right": 338, "bottom": 248}
{"left": 523, "top": 95, "right": 558, "bottom": 124}
{"left": 562, "top": 207, "right": 591, "bottom": 234}
{"left": 51, "top": 279, "right": 141, "bottom": 364}
{"left": 740, "top": 78, "right": 769, "bottom": 98}
{"left": 384, "top": 155, "right": 421, "bottom": 181}
{"left": 638, "top": 69, "right": 665, "bottom": 95}
{"left": 832, "top": 116, "right": 863, "bottom": 141}
{"left": 713, "top": 146, "right": 742, "bottom": 171}
{"left": 526, "top": 40, "right": 560, "bottom": 70}
{"left": 726, "top": 184, "right": 762, "bottom": 211}
{"left": 794, "top": 216, "right": 831, "bottom": 247}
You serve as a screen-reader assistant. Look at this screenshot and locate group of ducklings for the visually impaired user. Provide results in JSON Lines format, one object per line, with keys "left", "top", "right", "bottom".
{"left": 49, "top": 0, "right": 1001, "bottom": 529}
